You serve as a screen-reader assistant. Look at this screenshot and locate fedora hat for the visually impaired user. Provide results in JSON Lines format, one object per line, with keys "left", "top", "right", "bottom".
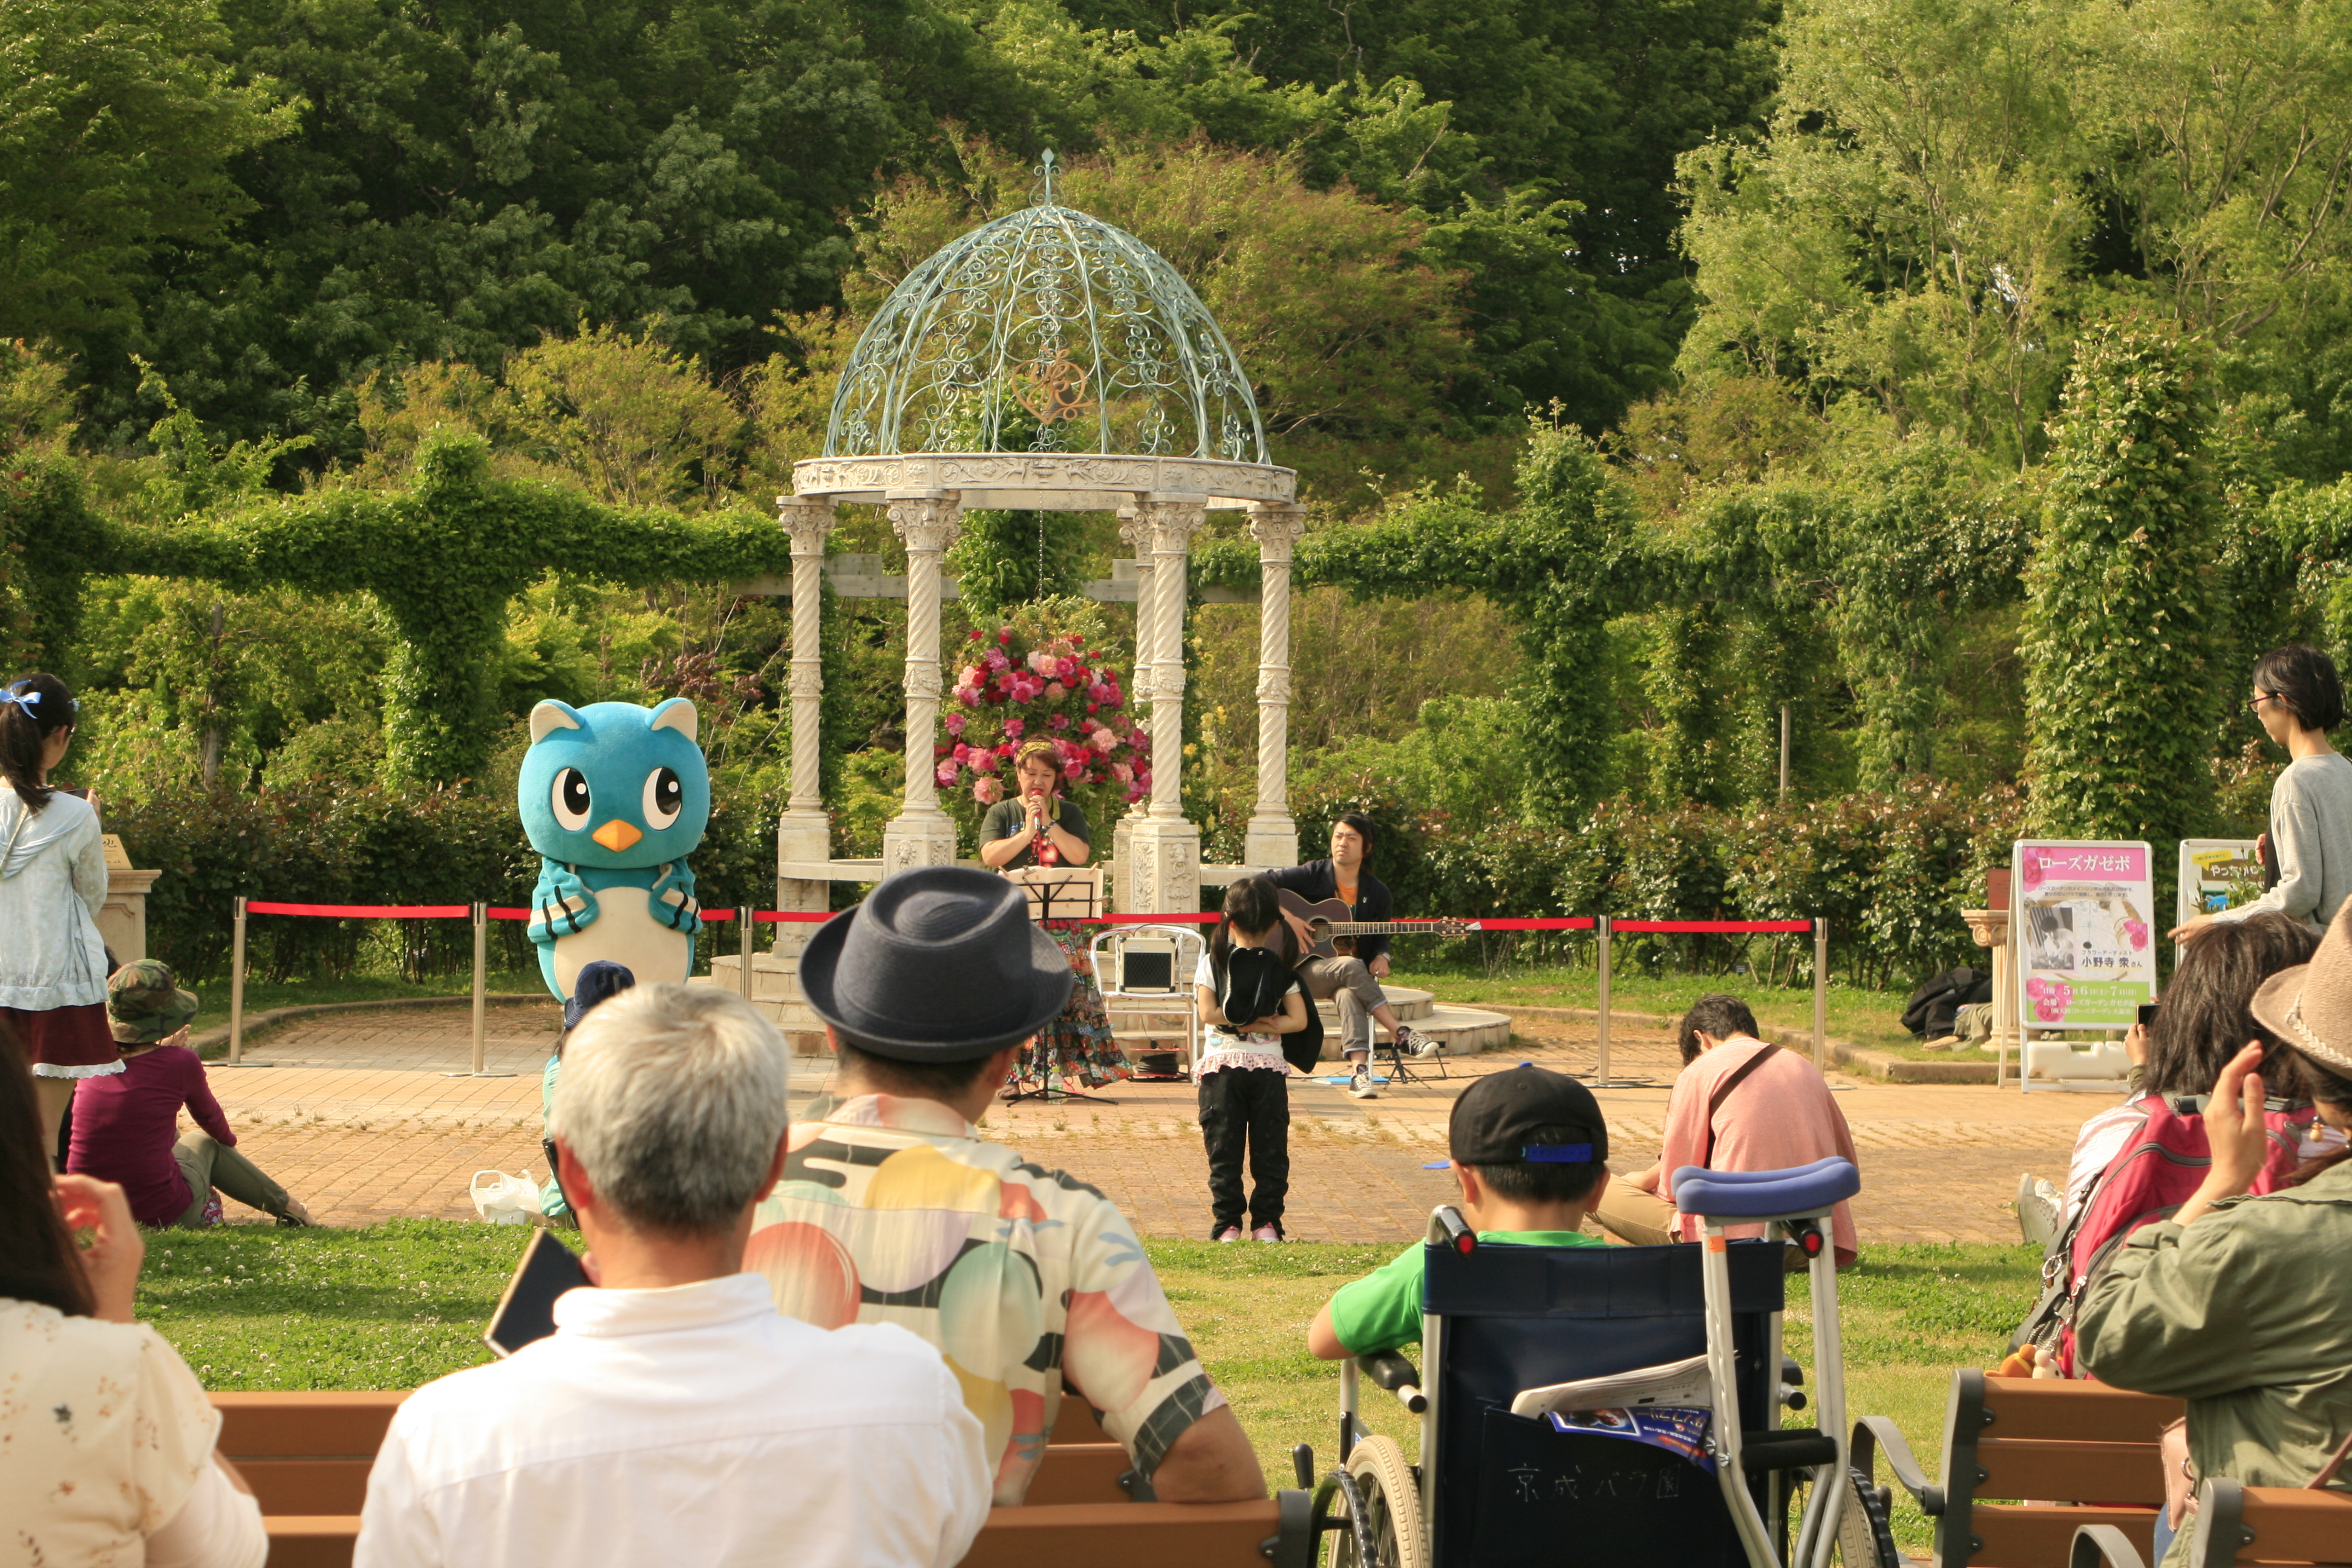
{"left": 799, "top": 866, "right": 1071, "bottom": 1061}
{"left": 2250, "top": 899, "right": 2352, "bottom": 1076}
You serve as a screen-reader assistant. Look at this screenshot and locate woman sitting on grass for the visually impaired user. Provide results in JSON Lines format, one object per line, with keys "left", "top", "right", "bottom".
{"left": 66, "top": 960, "right": 313, "bottom": 1228}
{"left": 0, "top": 1020, "right": 267, "bottom": 1566}
{"left": 2077, "top": 901, "right": 2352, "bottom": 1563}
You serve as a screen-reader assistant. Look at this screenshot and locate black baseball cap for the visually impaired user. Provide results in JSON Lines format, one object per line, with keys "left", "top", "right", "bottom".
{"left": 1447, "top": 1063, "right": 1609, "bottom": 1168}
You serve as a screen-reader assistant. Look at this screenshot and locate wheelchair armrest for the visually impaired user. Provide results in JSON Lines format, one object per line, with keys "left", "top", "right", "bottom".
{"left": 1851, "top": 1416, "right": 1942, "bottom": 1515}
{"left": 1263, "top": 1489, "right": 1316, "bottom": 1568}
{"left": 1780, "top": 1355, "right": 1803, "bottom": 1387}
{"left": 1356, "top": 1350, "right": 1427, "bottom": 1414}
{"left": 2069, "top": 1523, "right": 2148, "bottom": 1568}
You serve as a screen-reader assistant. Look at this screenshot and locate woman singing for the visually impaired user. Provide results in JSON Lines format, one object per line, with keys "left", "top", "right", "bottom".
{"left": 981, "top": 740, "right": 1126, "bottom": 1090}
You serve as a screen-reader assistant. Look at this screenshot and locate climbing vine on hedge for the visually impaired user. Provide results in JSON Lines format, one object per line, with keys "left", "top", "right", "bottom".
{"left": 54, "top": 432, "right": 791, "bottom": 785}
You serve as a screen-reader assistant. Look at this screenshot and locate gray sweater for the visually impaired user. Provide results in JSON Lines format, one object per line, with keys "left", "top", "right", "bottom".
{"left": 2213, "top": 751, "right": 2352, "bottom": 933}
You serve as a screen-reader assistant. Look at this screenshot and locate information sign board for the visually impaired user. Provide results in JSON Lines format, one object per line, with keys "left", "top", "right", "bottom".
{"left": 2177, "top": 838, "right": 2262, "bottom": 927}
{"left": 2012, "top": 840, "right": 2158, "bottom": 1029}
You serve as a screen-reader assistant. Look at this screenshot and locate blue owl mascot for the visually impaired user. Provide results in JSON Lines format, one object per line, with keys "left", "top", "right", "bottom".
{"left": 517, "top": 697, "right": 710, "bottom": 1001}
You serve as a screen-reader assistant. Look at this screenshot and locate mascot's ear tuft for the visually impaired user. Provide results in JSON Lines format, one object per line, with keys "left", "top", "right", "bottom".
{"left": 648, "top": 698, "right": 698, "bottom": 744}
{"left": 530, "top": 701, "right": 585, "bottom": 744}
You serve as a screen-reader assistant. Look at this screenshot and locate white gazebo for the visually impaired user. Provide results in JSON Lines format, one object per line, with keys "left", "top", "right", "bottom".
{"left": 771, "top": 154, "right": 1309, "bottom": 928}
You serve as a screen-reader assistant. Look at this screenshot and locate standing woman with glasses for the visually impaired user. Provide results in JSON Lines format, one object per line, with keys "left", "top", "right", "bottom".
{"left": 0, "top": 674, "right": 114, "bottom": 1165}
{"left": 2175, "top": 645, "right": 2352, "bottom": 942}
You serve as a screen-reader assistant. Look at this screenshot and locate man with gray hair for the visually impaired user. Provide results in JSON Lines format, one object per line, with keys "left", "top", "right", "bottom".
{"left": 355, "top": 985, "right": 990, "bottom": 1568}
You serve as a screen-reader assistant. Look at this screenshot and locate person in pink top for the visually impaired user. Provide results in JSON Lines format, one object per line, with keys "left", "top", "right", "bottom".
{"left": 1593, "top": 993, "right": 1860, "bottom": 1266}
{"left": 67, "top": 961, "right": 312, "bottom": 1228}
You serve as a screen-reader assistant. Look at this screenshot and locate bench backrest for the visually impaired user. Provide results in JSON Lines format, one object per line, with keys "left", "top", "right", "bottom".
{"left": 1933, "top": 1373, "right": 2183, "bottom": 1568}
{"left": 2190, "top": 1480, "right": 2352, "bottom": 1567}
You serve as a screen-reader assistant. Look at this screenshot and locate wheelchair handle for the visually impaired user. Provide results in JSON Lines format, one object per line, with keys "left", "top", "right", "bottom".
{"left": 1357, "top": 1350, "right": 1428, "bottom": 1414}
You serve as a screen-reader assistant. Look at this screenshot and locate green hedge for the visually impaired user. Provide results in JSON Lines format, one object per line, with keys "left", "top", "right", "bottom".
{"left": 1295, "top": 779, "right": 2025, "bottom": 991}
{"left": 111, "top": 786, "right": 780, "bottom": 982}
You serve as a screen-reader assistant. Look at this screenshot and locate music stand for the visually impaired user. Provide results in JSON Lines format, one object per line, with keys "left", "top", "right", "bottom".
{"left": 1001, "top": 866, "right": 1117, "bottom": 1105}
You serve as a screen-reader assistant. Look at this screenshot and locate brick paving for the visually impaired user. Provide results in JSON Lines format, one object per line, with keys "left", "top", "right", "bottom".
{"left": 186, "top": 1002, "right": 2084, "bottom": 1244}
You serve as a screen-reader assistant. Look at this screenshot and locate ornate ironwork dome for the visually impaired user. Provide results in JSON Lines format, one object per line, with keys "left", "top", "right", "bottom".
{"left": 794, "top": 153, "right": 1293, "bottom": 511}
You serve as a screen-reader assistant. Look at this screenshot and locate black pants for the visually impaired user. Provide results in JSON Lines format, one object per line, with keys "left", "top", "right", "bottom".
{"left": 1200, "top": 1068, "right": 1290, "bottom": 1235}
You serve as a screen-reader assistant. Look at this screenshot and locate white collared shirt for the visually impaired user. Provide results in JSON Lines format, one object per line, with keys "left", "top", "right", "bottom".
{"left": 355, "top": 1273, "right": 990, "bottom": 1568}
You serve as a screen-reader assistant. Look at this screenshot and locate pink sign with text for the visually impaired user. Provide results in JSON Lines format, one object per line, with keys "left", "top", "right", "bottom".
{"left": 2012, "top": 840, "right": 2157, "bottom": 1030}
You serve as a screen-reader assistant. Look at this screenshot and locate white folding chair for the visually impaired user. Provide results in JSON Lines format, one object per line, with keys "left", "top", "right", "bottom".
{"left": 1088, "top": 924, "right": 1205, "bottom": 1079}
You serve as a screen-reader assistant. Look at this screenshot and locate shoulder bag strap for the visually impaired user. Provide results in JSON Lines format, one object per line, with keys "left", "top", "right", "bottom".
{"left": 1697, "top": 1042, "right": 1780, "bottom": 1171}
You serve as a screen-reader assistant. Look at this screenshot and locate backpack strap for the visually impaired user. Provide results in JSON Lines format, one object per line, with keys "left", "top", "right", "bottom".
{"left": 1697, "top": 1042, "right": 1781, "bottom": 1171}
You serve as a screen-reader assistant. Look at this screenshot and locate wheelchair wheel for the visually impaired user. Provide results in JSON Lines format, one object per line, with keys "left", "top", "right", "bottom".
{"left": 1315, "top": 1434, "right": 1426, "bottom": 1568}
{"left": 1834, "top": 1466, "right": 1901, "bottom": 1568}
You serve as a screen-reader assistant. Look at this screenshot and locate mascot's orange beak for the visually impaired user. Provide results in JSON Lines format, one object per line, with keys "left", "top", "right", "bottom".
{"left": 592, "top": 819, "right": 643, "bottom": 852}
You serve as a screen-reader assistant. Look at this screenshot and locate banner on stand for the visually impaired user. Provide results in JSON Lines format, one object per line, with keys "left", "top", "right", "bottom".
{"left": 2177, "top": 838, "right": 2262, "bottom": 927}
{"left": 2012, "top": 840, "right": 2157, "bottom": 1029}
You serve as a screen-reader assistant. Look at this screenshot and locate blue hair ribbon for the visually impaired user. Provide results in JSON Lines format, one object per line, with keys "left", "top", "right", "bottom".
{"left": 0, "top": 688, "right": 39, "bottom": 713}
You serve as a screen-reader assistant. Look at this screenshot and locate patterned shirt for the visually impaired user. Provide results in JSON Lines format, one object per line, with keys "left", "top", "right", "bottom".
{"left": 748, "top": 1093, "right": 1222, "bottom": 1505}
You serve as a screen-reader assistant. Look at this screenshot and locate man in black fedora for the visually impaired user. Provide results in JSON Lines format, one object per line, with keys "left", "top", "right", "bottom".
{"left": 745, "top": 867, "right": 1266, "bottom": 1509}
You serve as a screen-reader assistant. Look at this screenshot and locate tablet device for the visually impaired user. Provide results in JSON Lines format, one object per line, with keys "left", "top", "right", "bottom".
{"left": 483, "top": 1227, "right": 589, "bottom": 1358}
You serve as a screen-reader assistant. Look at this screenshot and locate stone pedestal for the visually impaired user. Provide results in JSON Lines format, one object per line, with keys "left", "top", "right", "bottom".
{"left": 1962, "top": 906, "right": 2020, "bottom": 1074}
{"left": 1123, "top": 815, "right": 1202, "bottom": 915}
{"left": 96, "top": 835, "right": 157, "bottom": 964}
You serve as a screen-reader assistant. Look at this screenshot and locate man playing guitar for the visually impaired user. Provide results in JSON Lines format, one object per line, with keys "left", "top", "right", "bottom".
{"left": 1265, "top": 813, "right": 1425, "bottom": 1099}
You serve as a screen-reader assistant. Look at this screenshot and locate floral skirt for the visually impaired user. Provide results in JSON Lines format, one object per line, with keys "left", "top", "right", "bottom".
{"left": 1019, "top": 924, "right": 1130, "bottom": 1089}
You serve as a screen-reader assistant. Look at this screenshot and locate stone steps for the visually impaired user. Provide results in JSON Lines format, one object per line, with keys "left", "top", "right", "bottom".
{"left": 702, "top": 958, "right": 1515, "bottom": 1058}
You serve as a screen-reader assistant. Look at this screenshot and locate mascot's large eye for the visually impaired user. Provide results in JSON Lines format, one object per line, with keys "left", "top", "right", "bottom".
{"left": 643, "top": 766, "right": 684, "bottom": 829}
{"left": 550, "top": 768, "right": 592, "bottom": 832}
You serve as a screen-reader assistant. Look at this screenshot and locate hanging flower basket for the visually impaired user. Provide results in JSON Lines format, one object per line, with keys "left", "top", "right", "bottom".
{"left": 939, "top": 626, "right": 1151, "bottom": 814}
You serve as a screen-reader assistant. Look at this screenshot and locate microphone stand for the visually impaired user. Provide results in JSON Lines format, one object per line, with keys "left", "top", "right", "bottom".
{"left": 1002, "top": 795, "right": 1119, "bottom": 1106}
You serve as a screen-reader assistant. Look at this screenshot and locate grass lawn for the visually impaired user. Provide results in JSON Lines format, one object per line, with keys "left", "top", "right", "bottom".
{"left": 137, "top": 1224, "right": 2036, "bottom": 1551}
{"left": 1383, "top": 964, "right": 1986, "bottom": 1062}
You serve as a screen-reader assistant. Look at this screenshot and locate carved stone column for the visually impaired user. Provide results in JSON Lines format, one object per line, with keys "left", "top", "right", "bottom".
{"left": 773, "top": 496, "right": 835, "bottom": 956}
{"left": 1962, "top": 907, "right": 2020, "bottom": 1082}
{"left": 882, "top": 494, "right": 964, "bottom": 873}
{"left": 1123, "top": 498, "right": 1206, "bottom": 913}
{"left": 1106, "top": 514, "right": 1150, "bottom": 911}
{"left": 1244, "top": 503, "right": 1307, "bottom": 868}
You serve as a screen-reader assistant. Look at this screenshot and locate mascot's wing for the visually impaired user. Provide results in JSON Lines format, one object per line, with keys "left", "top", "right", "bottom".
{"left": 648, "top": 860, "right": 702, "bottom": 933}
{"left": 528, "top": 860, "right": 600, "bottom": 943}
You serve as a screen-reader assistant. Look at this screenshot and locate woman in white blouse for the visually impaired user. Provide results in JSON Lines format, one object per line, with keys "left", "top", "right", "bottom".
{"left": 0, "top": 1025, "right": 266, "bottom": 1568}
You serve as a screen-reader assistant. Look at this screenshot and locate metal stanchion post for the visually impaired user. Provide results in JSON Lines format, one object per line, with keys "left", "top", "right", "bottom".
{"left": 1812, "top": 918, "right": 1829, "bottom": 1071}
{"left": 445, "top": 903, "right": 513, "bottom": 1078}
{"left": 739, "top": 906, "right": 754, "bottom": 1001}
{"left": 1595, "top": 915, "right": 1612, "bottom": 1086}
{"left": 228, "top": 897, "right": 247, "bottom": 1065}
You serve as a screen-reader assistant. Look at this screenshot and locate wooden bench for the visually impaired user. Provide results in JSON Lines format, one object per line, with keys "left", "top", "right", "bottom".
{"left": 1850, "top": 1371, "right": 2181, "bottom": 1567}
{"left": 214, "top": 1390, "right": 1307, "bottom": 1568}
{"left": 2070, "top": 1478, "right": 2352, "bottom": 1567}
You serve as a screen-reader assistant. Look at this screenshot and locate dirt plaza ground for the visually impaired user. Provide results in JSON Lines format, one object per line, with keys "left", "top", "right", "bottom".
{"left": 184, "top": 999, "right": 2091, "bottom": 1245}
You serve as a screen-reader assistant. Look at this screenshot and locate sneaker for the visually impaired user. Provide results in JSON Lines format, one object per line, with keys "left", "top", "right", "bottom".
{"left": 1251, "top": 1223, "right": 1283, "bottom": 1243}
{"left": 1399, "top": 1026, "right": 1442, "bottom": 1059}
{"left": 1348, "top": 1066, "right": 1379, "bottom": 1099}
{"left": 1214, "top": 1226, "right": 1243, "bottom": 1243}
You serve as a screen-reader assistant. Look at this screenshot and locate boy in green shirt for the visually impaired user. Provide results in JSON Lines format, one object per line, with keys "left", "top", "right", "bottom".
{"left": 1308, "top": 1063, "right": 1612, "bottom": 1357}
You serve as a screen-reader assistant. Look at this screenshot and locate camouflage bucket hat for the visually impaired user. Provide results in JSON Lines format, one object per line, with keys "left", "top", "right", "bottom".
{"left": 108, "top": 958, "right": 199, "bottom": 1045}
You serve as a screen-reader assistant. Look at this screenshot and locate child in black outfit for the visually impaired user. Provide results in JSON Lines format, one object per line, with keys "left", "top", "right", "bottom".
{"left": 1196, "top": 877, "right": 1322, "bottom": 1241}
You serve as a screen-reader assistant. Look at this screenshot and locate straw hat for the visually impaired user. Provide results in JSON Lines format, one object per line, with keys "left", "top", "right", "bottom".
{"left": 2250, "top": 899, "right": 2352, "bottom": 1075}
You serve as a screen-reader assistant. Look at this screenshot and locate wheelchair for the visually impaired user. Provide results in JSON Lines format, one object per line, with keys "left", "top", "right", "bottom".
{"left": 1295, "top": 1157, "right": 1878, "bottom": 1568}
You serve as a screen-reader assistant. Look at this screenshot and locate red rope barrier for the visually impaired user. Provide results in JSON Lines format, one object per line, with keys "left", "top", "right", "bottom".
{"left": 1464, "top": 917, "right": 1597, "bottom": 930}
{"left": 246, "top": 901, "right": 471, "bottom": 918}
{"left": 1611, "top": 918, "right": 1813, "bottom": 934}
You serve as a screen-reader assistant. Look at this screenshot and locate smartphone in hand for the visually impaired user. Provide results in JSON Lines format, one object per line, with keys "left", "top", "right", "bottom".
{"left": 483, "top": 1227, "right": 589, "bottom": 1357}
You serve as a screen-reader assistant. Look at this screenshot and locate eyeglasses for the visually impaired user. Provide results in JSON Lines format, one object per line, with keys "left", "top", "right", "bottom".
{"left": 2250, "top": 693, "right": 2281, "bottom": 711}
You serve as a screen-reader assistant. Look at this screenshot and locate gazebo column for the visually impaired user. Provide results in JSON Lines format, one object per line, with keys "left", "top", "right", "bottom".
{"left": 882, "top": 493, "right": 965, "bottom": 872}
{"left": 774, "top": 496, "right": 836, "bottom": 954}
{"left": 1125, "top": 497, "right": 1206, "bottom": 914}
{"left": 1109, "top": 509, "right": 1155, "bottom": 912}
{"left": 1244, "top": 502, "right": 1308, "bottom": 869}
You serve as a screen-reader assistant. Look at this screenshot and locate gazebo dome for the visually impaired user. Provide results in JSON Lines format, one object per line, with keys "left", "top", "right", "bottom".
{"left": 792, "top": 154, "right": 1295, "bottom": 511}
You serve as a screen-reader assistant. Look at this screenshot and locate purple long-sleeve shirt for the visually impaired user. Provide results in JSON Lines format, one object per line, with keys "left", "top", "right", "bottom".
{"left": 68, "top": 1046, "right": 234, "bottom": 1225}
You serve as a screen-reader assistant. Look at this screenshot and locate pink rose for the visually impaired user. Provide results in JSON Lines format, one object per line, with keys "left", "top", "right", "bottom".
{"left": 2123, "top": 920, "right": 2149, "bottom": 950}
{"left": 1123, "top": 785, "right": 1146, "bottom": 804}
{"left": 972, "top": 777, "right": 1003, "bottom": 805}
{"left": 972, "top": 752, "right": 998, "bottom": 774}
{"left": 1003, "top": 717, "right": 1025, "bottom": 737}
{"left": 935, "top": 760, "right": 959, "bottom": 787}
{"left": 1028, "top": 649, "right": 1057, "bottom": 676}
{"left": 958, "top": 665, "right": 982, "bottom": 688}
{"left": 1063, "top": 760, "right": 1085, "bottom": 781}
{"left": 1111, "top": 763, "right": 1133, "bottom": 784}
{"left": 2034, "top": 999, "right": 2063, "bottom": 1022}
{"left": 1136, "top": 768, "right": 1152, "bottom": 789}
{"left": 1089, "top": 727, "right": 1116, "bottom": 751}
{"left": 1085, "top": 701, "right": 1099, "bottom": 714}
{"left": 1087, "top": 682, "right": 1111, "bottom": 702}
{"left": 1048, "top": 714, "right": 1069, "bottom": 731}
{"left": 984, "top": 648, "right": 1010, "bottom": 672}
{"left": 1055, "top": 657, "right": 1077, "bottom": 680}
{"left": 1044, "top": 681, "right": 1066, "bottom": 701}
{"left": 952, "top": 742, "right": 972, "bottom": 763}
{"left": 944, "top": 711, "right": 967, "bottom": 735}
{"left": 2025, "top": 977, "right": 2048, "bottom": 999}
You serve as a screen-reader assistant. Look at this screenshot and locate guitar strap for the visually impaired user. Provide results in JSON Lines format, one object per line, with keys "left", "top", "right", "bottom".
{"left": 1697, "top": 1042, "right": 1779, "bottom": 1171}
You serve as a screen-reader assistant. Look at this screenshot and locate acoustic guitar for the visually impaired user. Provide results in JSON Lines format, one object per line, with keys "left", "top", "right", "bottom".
{"left": 1274, "top": 887, "right": 1471, "bottom": 962}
